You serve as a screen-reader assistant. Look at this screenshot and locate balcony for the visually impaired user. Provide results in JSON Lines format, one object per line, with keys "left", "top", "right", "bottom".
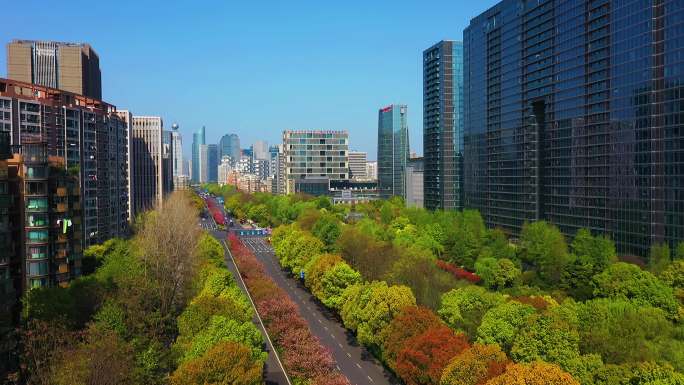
{"left": 58, "top": 263, "right": 69, "bottom": 274}
{"left": 55, "top": 249, "right": 68, "bottom": 259}
{"left": 55, "top": 203, "right": 67, "bottom": 213}
{"left": 56, "top": 187, "right": 67, "bottom": 197}
{"left": 56, "top": 234, "right": 68, "bottom": 243}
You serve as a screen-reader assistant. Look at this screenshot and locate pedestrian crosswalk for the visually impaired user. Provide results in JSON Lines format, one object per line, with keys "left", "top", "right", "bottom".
{"left": 241, "top": 237, "right": 272, "bottom": 253}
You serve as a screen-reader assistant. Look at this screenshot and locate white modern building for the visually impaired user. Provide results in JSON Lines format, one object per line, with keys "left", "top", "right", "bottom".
{"left": 283, "top": 130, "right": 349, "bottom": 194}
{"left": 349, "top": 151, "right": 368, "bottom": 180}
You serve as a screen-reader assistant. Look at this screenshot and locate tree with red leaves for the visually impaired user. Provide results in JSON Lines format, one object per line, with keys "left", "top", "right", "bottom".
{"left": 395, "top": 325, "right": 471, "bottom": 385}
{"left": 436, "top": 260, "right": 481, "bottom": 284}
{"left": 380, "top": 306, "right": 446, "bottom": 371}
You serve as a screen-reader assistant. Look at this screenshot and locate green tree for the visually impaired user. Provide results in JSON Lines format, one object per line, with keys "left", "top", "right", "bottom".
{"left": 183, "top": 316, "right": 265, "bottom": 363}
{"left": 650, "top": 243, "right": 672, "bottom": 274}
{"left": 170, "top": 341, "right": 263, "bottom": 385}
{"left": 477, "top": 301, "right": 536, "bottom": 353}
{"left": 475, "top": 257, "right": 521, "bottom": 289}
{"left": 340, "top": 281, "right": 416, "bottom": 347}
{"left": 660, "top": 261, "right": 684, "bottom": 289}
{"left": 449, "top": 210, "right": 486, "bottom": 269}
{"left": 575, "top": 298, "right": 673, "bottom": 365}
{"left": 592, "top": 262, "right": 679, "bottom": 318}
{"left": 571, "top": 229, "right": 617, "bottom": 271}
{"left": 510, "top": 306, "right": 581, "bottom": 369}
{"left": 312, "top": 214, "right": 342, "bottom": 251}
{"left": 319, "top": 262, "right": 362, "bottom": 309}
{"left": 519, "top": 221, "right": 570, "bottom": 286}
{"left": 438, "top": 286, "right": 506, "bottom": 337}
{"left": 677, "top": 242, "right": 684, "bottom": 260}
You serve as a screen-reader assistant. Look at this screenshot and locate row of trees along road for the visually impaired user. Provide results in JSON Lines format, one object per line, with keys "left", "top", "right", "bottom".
{"left": 13, "top": 191, "right": 267, "bottom": 385}
{"left": 203, "top": 183, "right": 684, "bottom": 385}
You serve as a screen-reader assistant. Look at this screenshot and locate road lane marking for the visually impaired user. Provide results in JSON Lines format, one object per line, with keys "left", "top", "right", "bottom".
{"left": 356, "top": 363, "right": 362, "bottom": 369}
{"left": 346, "top": 352, "right": 351, "bottom": 358}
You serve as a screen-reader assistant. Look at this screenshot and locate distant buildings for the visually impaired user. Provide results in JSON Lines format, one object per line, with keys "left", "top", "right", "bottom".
{"left": 282, "top": 130, "right": 349, "bottom": 194}
{"left": 7, "top": 39, "right": 101, "bottom": 99}
{"left": 170, "top": 123, "right": 184, "bottom": 186}
{"left": 348, "top": 151, "right": 368, "bottom": 180}
{"left": 252, "top": 140, "right": 269, "bottom": 160}
{"left": 198, "top": 144, "right": 209, "bottom": 183}
{"left": 405, "top": 157, "right": 424, "bottom": 208}
{"left": 191, "top": 126, "right": 205, "bottom": 183}
{"left": 423, "top": 40, "right": 464, "bottom": 211}
{"left": 377, "top": 104, "right": 409, "bottom": 200}
{"left": 129, "top": 115, "right": 169, "bottom": 215}
{"left": 219, "top": 134, "right": 241, "bottom": 164}
{"left": 218, "top": 156, "right": 231, "bottom": 185}
{"left": 207, "top": 144, "right": 218, "bottom": 183}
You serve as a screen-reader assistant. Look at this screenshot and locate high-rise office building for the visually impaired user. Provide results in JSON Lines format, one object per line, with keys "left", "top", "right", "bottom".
{"left": 271, "top": 144, "right": 286, "bottom": 194}
{"left": 283, "top": 130, "right": 349, "bottom": 194}
{"left": 423, "top": 40, "right": 464, "bottom": 211}
{"left": 219, "top": 133, "right": 240, "bottom": 163}
{"left": 191, "top": 126, "right": 205, "bottom": 183}
{"left": 198, "top": 144, "right": 209, "bottom": 183}
{"left": 162, "top": 130, "right": 174, "bottom": 192}
{"left": 207, "top": 144, "right": 218, "bottom": 183}
{"left": 253, "top": 140, "right": 269, "bottom": 160}
{"left": 464, "top": 0, "right": 684, "bottom": 255}
{"left": 130, "top": 116, "right": 167, "bottom": 215}
{"left": 0, "top": 78, "right": 129, "bottom": 249}
{"left": 405, "top": 157, "right": 425, "bottom": 208}
{"left": 171, "top": 123, "right": 183, "bottom": 177}
{"left": 7, "top": 40, "right": 101, "bottom": 99}
{"left": 348, "top": 151, "right": 368, "bottom": 180}
{"left": 377, "top": 105, "right": 409, "bottom": 200}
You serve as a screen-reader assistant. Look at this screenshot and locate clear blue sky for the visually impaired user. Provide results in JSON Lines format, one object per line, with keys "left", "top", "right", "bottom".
{"left": 1, "top": 0, "right": 498, "bottom": 160}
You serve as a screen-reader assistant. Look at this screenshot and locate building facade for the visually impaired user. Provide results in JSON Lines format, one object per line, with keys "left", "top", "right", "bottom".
{"left": 253, "top": 140, "right": 269, "bottom": 160}
{"left": 130, "top": 116, "right": 166, "bottom": 215}
{"left": 219, "top": 133, "right": 240, "bottom": 164}
{"left": 348, "top": 151, "right": 368, "bottom": 180}
{"left": 0, "top": 78, "right": 128, "bottom": 249}
{"left": 171, "top": 123, "right": 187, "bottom": 190}
{"left": 463, "top": 0, "right": 684, "bottom": 254}
{"left": 423, "top": 40, "right": 464, "bottom": 211}
{"left": 283, "top": 130, "right": 349, "bottom": 194}
{"left": 198, "top": 144, "right": 209, "bottom": 183}
{"left": 207, "top": 143, "right": 218, "bottom": 183}
{"left": 405, "top": 157, "right": 425, "bottom": 208}
{"left": 377, "top": 105, "right": 409, "bottom": 200}
{"left": 7, "top": 40, "right": 101, "bottom": 99}
{"left": 366, "top": 161, "right": 378, "bottom": 180}
{"left": 191, "top": 126, "right": 205, "bottom": 183}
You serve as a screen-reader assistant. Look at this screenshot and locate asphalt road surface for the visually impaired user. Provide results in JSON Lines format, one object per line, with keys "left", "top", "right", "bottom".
{"left": 241, "top": 236, "right": 400, "bottom": 385}
{"left": 207, "top": 227, "right": 291, "bottom": 385}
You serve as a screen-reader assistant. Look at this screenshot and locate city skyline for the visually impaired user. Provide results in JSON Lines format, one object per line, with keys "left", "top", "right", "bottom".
{"left": 0, "top": 0, "right": 500, "bottom": 160}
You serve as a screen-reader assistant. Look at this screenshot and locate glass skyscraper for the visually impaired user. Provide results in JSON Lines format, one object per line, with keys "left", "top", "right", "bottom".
{"left": 423, "top": 40, "right": 464, "bottom": 211}
{"left": 219, "top": 133, "right": 241, "bottom": 164}
{"left": 207, "top": 144, "right": 219, "bottom": 183}
{"left": 463, "top": 0, "right": 684, "bottom": 254}
{"left": 377, "top": 104, "right": 409, "bottom": 200}
{"left": 191, "top": 126, "right": 205, "bottom": 183}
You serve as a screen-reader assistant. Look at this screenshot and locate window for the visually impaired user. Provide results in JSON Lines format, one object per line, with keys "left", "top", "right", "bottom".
{"left": 28, "top": 261, "right": 48, "bottom": 277}
{"left": 27, "top": 246, "right": 48, "bottom": 259}
{"left": 27, "top": 230, "right": 48, "bottom": 243}
{"left": 26, "top": 198, "right": 48, "bottom": 211}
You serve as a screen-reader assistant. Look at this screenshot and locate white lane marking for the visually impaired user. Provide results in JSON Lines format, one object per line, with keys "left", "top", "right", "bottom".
{"left": 346, "top": 352, "right": 351, "bottom": 358}
{"left": 338, "top": 343, "right": 343, "bottom": 348}
{"left": 356, "top": 363, "right": 362, "bottom": 369}
{"left": 368, "top": 376, "right": 374, "bottom": 382}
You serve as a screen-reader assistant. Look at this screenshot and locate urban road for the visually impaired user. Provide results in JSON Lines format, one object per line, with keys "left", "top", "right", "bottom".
{"left": 200, "top": 198, "right": 398, "bottom": 385}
